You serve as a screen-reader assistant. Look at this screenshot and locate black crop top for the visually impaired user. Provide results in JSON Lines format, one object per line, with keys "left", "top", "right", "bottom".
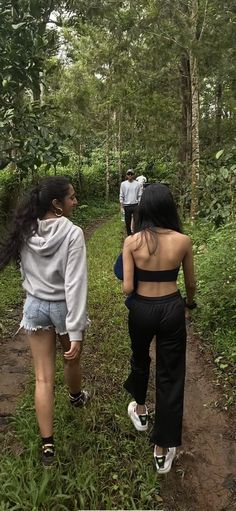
{"left": 135, "top": 267, "right": 180, "bottom": 282}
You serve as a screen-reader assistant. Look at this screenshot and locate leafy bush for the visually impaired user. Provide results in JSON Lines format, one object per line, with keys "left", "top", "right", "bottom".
{"left": 0, "top": 171, "right": 22, "bottom": 225}
{"left": 189, "top": 221, "right": 236, "bottom": 362}
{"left": 199, "top": 146, "right": 236, "bottom": 226}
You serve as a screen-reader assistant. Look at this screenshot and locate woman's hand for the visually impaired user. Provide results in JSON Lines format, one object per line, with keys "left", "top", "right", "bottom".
{"left": 64, "top": 340, "right": 83, "bottom": 360}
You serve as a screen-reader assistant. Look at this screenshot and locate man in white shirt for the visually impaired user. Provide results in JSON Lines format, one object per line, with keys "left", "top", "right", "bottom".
{"left": 119, "top": 169, "right": 142, "bottom": 235}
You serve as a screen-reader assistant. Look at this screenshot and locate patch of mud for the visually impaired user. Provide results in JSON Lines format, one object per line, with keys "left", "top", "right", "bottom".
{"left": 0, "top": 331, "right": 30, "bottom": 428}
{"left": 149, "top": 331, "right": 236, "bottom": 511}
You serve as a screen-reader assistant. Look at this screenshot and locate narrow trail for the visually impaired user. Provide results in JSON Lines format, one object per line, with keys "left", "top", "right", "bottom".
{"left": 149, "top": 329, "right": 236, "bottom": 511}
{"left": 0, "top": 218, "right": 235, "bottom": 510}
{"left": 0, "top": 327, "right": 29, "bottom": 429}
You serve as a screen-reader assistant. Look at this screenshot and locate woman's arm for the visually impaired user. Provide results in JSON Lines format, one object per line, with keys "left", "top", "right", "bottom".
{"left": 65, "top": 229, "right": 88, "bottom": 341}
{"left": 122, "top": 236, "right": 135, "bottom": 295}
{"left": 182, "top": 237, "right": 196, "bottom": 305}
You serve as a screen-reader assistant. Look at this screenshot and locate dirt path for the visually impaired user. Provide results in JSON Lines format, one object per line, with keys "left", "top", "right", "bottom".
{"left": 1, "top": 218, "right": 235, "bottom": 510}
{"left": 149, "top": 329, "right": 236, "bottom": 511}
{"left": 0, "top": 219, "right": 107, "bottom": 431}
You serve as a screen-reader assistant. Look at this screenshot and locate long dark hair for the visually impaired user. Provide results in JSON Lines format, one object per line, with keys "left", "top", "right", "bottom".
{"left": 0, "top": 176, "right": 71, "bottom": 270}
{"left": 135, "top": 183, "right": 182, "bottom": 254}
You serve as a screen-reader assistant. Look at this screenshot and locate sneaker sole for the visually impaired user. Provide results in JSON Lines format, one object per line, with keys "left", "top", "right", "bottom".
{"left": 42, "top": 457, "right": 56, "bottom": 469}
{"left": 43, "top": 462, "right": 56, "bottom": 470}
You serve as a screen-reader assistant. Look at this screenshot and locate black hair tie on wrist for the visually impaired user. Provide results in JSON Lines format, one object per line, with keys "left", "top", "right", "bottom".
{"left": 184, "top": 297, "right": 197, "bottom": 310}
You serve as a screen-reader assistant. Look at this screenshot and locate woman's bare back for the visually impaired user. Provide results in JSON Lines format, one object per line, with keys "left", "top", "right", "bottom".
{"left": 123, "top": 229, "right": 194, "bottom": 297}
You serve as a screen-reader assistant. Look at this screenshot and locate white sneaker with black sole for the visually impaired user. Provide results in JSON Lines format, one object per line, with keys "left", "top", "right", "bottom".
{"left": 154, "top": 446, "right": 176, "bottom": 474}
{"left": 128, "top": 401, "right": 148, "bottom": 431}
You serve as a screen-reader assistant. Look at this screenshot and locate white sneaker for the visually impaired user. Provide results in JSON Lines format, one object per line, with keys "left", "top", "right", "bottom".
{"left": 154, "top": 446, "right": 176, "bottom": 474}
{"left": 128, "top": 401, "right": 148, "bottom": 431}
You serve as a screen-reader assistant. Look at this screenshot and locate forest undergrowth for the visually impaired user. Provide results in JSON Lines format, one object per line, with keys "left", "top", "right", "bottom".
{"left": 0, "top": 213, "right": 235, "bottom": 510}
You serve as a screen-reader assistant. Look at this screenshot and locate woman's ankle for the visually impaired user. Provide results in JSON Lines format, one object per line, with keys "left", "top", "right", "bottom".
{"left": 136, "top": 403, "right": 147, "bottom": 415}
{"left": 154, "top": 445, "right": 167, "bottom": 456}
{"left": 42, "top": 435, "right": 54, "bottom": 446}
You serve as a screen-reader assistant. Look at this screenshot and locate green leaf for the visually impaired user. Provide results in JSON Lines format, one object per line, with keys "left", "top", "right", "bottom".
{"left": 219, "top": 363, "right": 228, "bottom": 370}
{"left": 12, "top": 22, "right": 27, "bottom": 30}
{"left": 216, "top": 150, "right": 224, "bottom": 160}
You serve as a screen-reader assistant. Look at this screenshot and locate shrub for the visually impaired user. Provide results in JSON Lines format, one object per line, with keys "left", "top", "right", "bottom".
{"left": 189, "top": 221, "right": 236, "bottom": 359}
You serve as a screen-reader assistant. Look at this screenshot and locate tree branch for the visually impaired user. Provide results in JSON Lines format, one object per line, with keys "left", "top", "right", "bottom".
{"left": 198, "top": 0, "right": 209, "bottom": 41}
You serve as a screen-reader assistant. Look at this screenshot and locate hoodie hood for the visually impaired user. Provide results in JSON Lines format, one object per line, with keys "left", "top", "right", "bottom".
{"left": 26, "top": 217, "right": 74, "bottom": 256}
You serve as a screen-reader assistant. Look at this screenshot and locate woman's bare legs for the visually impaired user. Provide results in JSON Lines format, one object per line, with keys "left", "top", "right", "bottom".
{"left": 59, "top": 334, "right": 83, "bottom": 393}
{"left": 28, "top": 329, "right": 56, "bottom": 437}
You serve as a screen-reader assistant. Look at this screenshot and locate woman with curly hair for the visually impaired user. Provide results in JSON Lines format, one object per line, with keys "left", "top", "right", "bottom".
{"left": 0, "top": 176, "right": 89, "bottom": 467}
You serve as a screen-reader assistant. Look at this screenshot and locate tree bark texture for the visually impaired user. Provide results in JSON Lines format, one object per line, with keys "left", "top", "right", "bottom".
{"left": 190, "top": 0, "right": 200, "bottom": 222}
{"left": 118, "top": 108, "right": 122, "bottom": 183}
{"left": 179, "top": 54, "right": 192, "bottom": 171}
{"left": 105, "top": 111, "right": 110, "bottom": 201}
{"left": 216, "top": 81, "right": 223, "bottom": 144}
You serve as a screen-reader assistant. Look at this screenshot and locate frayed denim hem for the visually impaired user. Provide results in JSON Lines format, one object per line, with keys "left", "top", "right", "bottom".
{"left": 19, "top": 321, "right": 69, "bottom": 337}
{"left": 21, "top": 323, "right": 54, "bottom": 333}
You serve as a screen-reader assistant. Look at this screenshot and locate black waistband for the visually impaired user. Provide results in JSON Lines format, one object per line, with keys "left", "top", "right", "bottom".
{"left": 134, "top": 291, "right": 181, "bottom": 303}
{"left": 135, "top": 266, "right": 179, "bottom": 282}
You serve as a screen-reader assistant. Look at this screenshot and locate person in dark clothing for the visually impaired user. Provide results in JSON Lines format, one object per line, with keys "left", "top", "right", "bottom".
{"left": 122, "top": 183, "right": 196, "bottom": 474}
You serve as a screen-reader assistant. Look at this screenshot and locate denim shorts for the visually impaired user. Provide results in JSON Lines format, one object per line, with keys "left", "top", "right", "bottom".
{"left": 20, "top": 294, "right": 68, "bottom": 335}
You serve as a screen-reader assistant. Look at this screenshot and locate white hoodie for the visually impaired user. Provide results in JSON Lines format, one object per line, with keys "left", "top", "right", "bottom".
{"left": 20, "top": 217, "right": 87, "bottom": 341}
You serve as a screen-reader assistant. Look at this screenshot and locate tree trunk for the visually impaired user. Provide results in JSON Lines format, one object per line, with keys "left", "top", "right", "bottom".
{"left": 179, "top": 53, "right": 192, "bottom": 217}
{"left": 190, "top": 0, "right": 200, "bottom": 222}
{"left": 118, "top": 108, "right": 122, "bottom": 183}
{"left": 179, "top": 54, "right": 192, "bottom": 170}
{"left": 77, "top": 140, "right": 83, "bottom": 192}
{"left": 105, "top": 112, "right": 110, "bottom": 201}
{"left": 216, "top": 81, "right": 223, "bottom": 144}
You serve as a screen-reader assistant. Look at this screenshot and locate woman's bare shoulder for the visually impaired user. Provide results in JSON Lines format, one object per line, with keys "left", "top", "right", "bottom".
{"left": 174, "top": 232, "right": 192, "bottom": 247}
{"left": 123, "top": 232, "right": 141, "bottom": 249}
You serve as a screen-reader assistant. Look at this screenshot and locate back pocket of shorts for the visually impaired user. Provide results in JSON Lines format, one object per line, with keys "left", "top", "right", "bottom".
{"left": 23, "top": 297, "right": 40, "bottom": 319}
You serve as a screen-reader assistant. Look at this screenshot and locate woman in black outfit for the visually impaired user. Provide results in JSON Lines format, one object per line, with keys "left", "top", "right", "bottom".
{"left": 122, "top": 183, "right": 196, "bottom": 474}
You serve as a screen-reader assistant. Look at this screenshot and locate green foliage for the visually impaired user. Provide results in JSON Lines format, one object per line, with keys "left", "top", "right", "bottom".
{"left": 189, "top": 221, "right": 236, "bottom": 364}
{"left": 0, "top": 0, "right": 236, "bottom": 211}
{"left": 0, "top": 0, "right": 68, "bottom": 174}
{"left": 199, "top": 146, "right": 236, "bottom": 226}
{"left": 72, "top": 200, "right": 117, "bottom": 226}
{"left": 0, "top": 171, "right": 21, "bottom": 224}
{"left": 0, "top": 265, "right": 23, "bottom": 329}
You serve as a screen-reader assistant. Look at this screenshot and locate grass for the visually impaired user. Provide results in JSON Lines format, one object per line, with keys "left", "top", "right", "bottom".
{"left": 185, "top": 221, "right": 236, "bottom": 407}
{"left": 0, "top": 215, "right": 162, "bottom": 511}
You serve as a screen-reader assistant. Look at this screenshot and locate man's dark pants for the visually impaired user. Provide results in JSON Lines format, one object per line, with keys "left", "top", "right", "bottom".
{"left": 124, "top": 204, "right": 138, "bottom": 235}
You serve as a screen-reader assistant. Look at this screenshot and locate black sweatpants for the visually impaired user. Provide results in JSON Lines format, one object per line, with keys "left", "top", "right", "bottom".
{"left": 124, "top": 204, "right": 138, "bottom": 235}
{"left": 124, "top": 291, "right": 186, "bottom": 448}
